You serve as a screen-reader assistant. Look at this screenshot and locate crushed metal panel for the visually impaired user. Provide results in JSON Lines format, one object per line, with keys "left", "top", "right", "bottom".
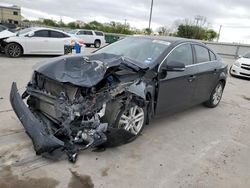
{"left": 33, "top": 53, "right": 149, "bottom": 87}
{"left": 128, "top": 81, "right": 146, "bottom": 99}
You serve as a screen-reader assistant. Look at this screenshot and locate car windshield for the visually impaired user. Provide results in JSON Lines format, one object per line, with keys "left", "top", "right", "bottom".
{"left": 96, "top": 37, "right": 171, "bottom": 64}
{"left": 68, "top": 30, "right": 77, "bottom": 34}
{"left": 243, "top": 52, "right": 250, "bottom": 58}
{"left": 16, "top": 28, "right": 34, "bottom": 36}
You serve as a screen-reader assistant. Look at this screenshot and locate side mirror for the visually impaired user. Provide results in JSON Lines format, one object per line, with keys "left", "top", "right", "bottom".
{"left": 27, "top": 32, "right": 34, "bottom": 37}
{"left": 165, "top": 61, "right": 185, "bottom": 72}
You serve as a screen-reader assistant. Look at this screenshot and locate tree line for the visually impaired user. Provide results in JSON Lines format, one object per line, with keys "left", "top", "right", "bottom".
{"left": 22, "top": 15, "right": 218, "bottom": 41}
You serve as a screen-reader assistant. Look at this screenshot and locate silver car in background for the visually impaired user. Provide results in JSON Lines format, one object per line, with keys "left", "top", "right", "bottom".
{"left": 230, "top": 52, "right": 250, "bottom": 78}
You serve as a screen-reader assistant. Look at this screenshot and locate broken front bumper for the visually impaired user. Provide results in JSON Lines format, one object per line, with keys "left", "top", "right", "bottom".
{"left": 10, "top": 82, "right": 64, "bottom": 154}
{"left": 10, "top": 82, "right": 136, "bottom": 162}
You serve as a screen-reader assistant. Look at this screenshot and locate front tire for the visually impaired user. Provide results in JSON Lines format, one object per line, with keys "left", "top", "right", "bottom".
{"left": 5, "top": 43, "right": 23, "bottom": 58}
{"left": 204, "top": 81, "right": 224, "bottom": 108}
{"left": 103, "top": 102, "right": 146, "bottom": 142}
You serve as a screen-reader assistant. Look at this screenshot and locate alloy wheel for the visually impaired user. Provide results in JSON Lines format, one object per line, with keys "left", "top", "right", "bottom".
{"left": 118, "top": 105, "right": 144, "bottom": 135}
{"left": 8, "top": 44, "right": 21, "bottom": 57}
{"left": 212, "top": 83, "right": 223, "bottom": 105}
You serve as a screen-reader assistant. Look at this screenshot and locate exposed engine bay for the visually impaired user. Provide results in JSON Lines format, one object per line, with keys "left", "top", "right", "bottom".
{"left": 10, "top": 53, "right": 154, "bottom": 162}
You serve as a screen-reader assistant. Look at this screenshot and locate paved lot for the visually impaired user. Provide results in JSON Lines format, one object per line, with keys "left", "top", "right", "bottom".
{"left": 0, "top": 50, "right": 250, "bottom": 188}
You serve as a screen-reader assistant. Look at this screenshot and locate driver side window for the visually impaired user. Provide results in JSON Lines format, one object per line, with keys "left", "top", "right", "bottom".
{"left": 166, "top": 44, "right": 193, "bottom": 66}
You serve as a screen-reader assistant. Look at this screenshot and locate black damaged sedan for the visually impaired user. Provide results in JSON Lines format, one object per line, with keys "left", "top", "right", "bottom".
{"left": 10, "top": 36, "right": 228, "bottom": 162}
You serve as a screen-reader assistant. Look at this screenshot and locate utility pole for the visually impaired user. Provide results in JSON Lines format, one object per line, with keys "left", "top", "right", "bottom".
{"left": 217, "top": 25, "right": 222, "bottom": 42}
{"left": 124, "top": 19, "right": 127, "bottom": 33}
{"left": 194, "top": 15, "right": 203, "bottom": 39}
{"left": 148, "top": 0, "right": 154, "bottom": 32}
{"left": 195, "top": 15, "right": 202, "bottom": 26}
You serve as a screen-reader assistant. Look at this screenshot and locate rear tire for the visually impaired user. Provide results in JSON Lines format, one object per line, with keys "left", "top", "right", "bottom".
{"left": 5, "top": 43, "right": 23, "bottom": 58}
{"left": 204, "top": 81, "right": 224, "bottom": 108}
{"left": 94, "top": 40, "right": 101, "bottom": 48}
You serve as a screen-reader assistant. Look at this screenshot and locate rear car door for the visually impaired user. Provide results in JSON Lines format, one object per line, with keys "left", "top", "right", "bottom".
{"left": 76, "top": 30, "right": 86, "bottom": 42}
{"left": 156, "top": 43, "right": 199, "bottom": 115}
{"left": 26, "top": 30, "right": 50, "bottom": 54}
{"left": 48, "top": 30, "right": 70, "bottom": 54}
{"left": 191, "top": 44, "right": 220, "bottom": 104}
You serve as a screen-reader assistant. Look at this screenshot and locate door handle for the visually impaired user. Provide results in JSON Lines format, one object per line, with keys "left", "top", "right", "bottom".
{"left": 188, "top": 75, "right": 196, "bottom": 82}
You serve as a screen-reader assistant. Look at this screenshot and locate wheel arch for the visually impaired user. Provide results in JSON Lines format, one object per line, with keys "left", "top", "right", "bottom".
{"left": 218, "top": 71, "right": 227, "bottom": 87}
{"left": 6, "top": 42, "right": 24, "bottom": 54}
{"left": 95, "top": 39, "right": 101, "bottom": 43}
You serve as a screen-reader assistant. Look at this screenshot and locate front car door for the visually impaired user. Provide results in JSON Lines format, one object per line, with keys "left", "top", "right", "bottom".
{"left": 156, "top": 43, "right": 199, "bottom": 115}
{"left": 191, "top": 44, "right": 220, "bottom": 104}
{"left": 26, "top": 29, "right": 50, "bottom": 54}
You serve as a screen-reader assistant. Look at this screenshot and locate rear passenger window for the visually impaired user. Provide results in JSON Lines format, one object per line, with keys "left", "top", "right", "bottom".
{"left": 95, "top": 31, "right": 104, "bottom": 36}
{"left": 50, "top": 31, "right": 66, "bottom": 38}
{"left": 209, "top": 51, "right": 216, "bottom": 61}
{"left": 34, "top": 30, "right": 49, "bottom": 37}
{"left": 84, "top": 31, "right": 93, "bottom": 35}
{"left": 194, "top": 45, "right": 210, "bottom": 63}
{"left": 166, "top": 44, "right": 193, "bottom": 66}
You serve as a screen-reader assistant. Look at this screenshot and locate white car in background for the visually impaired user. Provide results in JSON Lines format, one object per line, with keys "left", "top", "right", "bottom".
{"left": 68, "top": 29, "right": 105, "bottom": 48}
{"left": 230, "top": 52, "right": 250, "bottom": 79}
{"left": 2, "top": 27, "right": 79, "bottom": 57}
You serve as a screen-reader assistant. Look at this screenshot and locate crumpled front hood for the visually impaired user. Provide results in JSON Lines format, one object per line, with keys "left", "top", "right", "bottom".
{"left": 0, "top": 30, "right": 15, "bottom": 39}
{"left": 34, "top": 53, "right": 148, "bottom": 87}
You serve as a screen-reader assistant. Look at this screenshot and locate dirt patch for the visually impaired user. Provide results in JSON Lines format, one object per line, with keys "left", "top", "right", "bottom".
{"left": 0, "top": 166, "right": 59, "bottom": 188}
{"left": 68, "top": 169, "right": 94, "bottom": 188}
{"left": 101, "top": 167, "right": 109, "bottom": 177}
{"left": 242, "top": 95, "right": 250, "bottom": 101}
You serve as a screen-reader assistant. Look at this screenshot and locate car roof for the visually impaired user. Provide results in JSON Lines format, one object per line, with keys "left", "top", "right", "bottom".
{"left": 32, "top": 27, "right": 67, "bottom": 33}
{"left": 132, "top": 35, "right": 201, "bottom": 44}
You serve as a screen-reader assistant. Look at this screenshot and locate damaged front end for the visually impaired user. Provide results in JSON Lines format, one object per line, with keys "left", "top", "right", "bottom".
{"left": 10, "top": 54, "right": 149, "bottom": 162}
